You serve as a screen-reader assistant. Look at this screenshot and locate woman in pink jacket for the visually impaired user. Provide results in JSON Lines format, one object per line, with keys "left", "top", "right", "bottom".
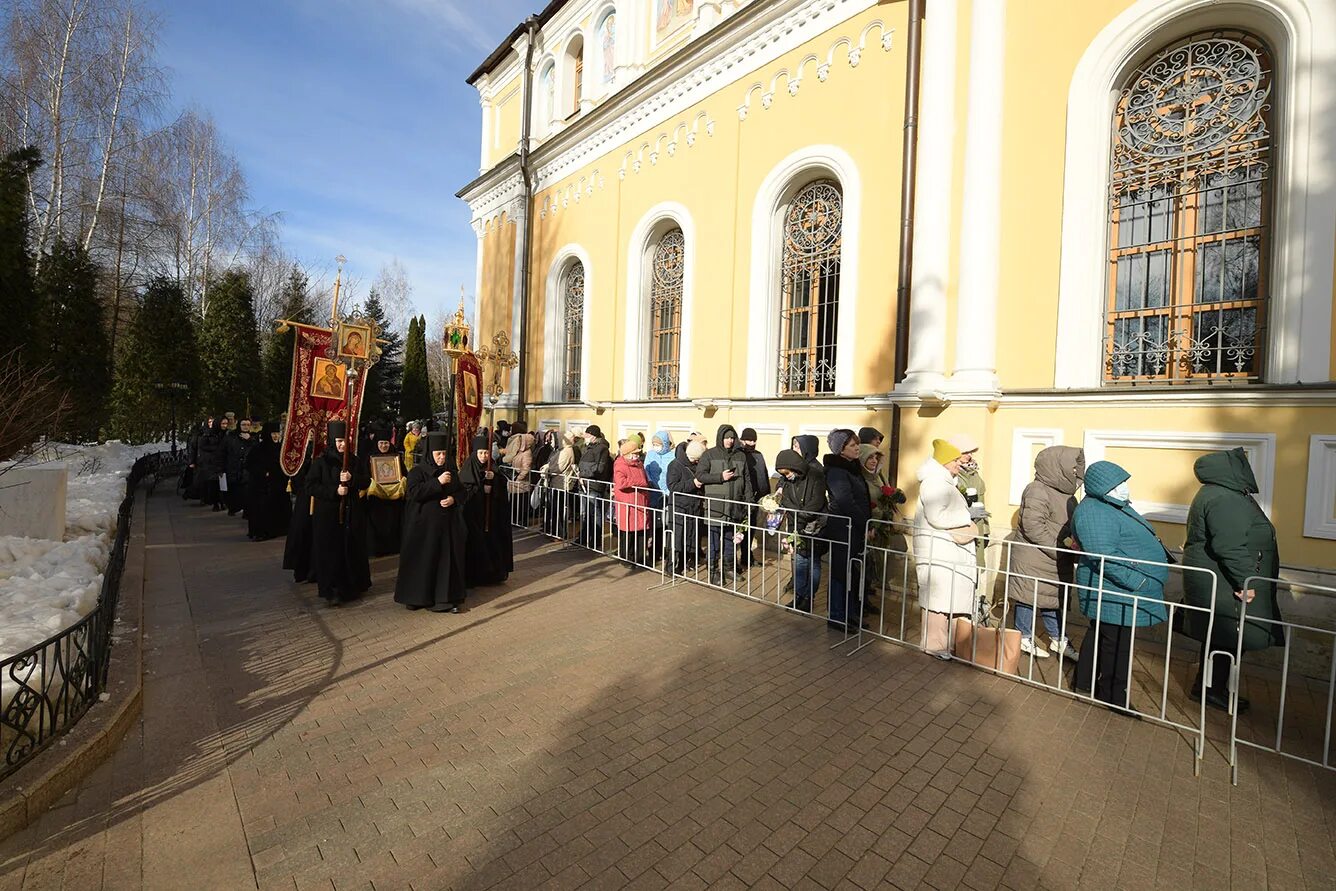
{"left": 613, "top": 439, "right": 651, "bottom": 565}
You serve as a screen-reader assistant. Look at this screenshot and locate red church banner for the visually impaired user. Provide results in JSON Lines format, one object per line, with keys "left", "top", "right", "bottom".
{"left": 455, "top": 352, "right": 483, "bottom": 467}
{"left": 280, "top": 323, "right": 366, "bottom": 477}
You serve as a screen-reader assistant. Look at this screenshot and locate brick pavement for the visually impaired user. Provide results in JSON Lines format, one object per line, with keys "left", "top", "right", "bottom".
{"left": 0, "top": 490, "right": 1333, "bottom": 890}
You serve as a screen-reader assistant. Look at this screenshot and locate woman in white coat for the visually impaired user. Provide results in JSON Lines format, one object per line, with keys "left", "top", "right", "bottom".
{"left": 913, "top": 439, "right": 982, "bottom": 658}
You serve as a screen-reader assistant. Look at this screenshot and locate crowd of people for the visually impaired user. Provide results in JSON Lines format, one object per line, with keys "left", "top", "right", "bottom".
{"left": 181, "top": 411, "right": 1285, "bottom": 718}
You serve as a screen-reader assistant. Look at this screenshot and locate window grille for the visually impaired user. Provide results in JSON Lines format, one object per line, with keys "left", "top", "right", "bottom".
{"left": 1104, "top": 31, "right": 1272, "bottom": 383}
{"left": 648, "top": 228, "right": 684, "bottom": 400}
{"left": 562, "top": 262, "right": 584, "bottom": 402}
{"left": 778, "top": 180, "right": 842, "bottom": 396}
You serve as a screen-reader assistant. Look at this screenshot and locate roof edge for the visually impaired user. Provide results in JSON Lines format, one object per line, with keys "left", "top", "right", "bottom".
{"left": 465, "top": 0, "right": 569, "bottom": 87}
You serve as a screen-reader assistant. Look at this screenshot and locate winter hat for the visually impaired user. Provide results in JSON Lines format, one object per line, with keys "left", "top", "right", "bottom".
{"left": 827, "top": 429, "right": 856, "bottom": 456}
{"left": 262, "top": 421, "right": 281, "bottom": 437}
{"left": 947, "top": 433, "right": 980, "bottom": 454}
{"left": 652, "top": 429, "right": 672, "bottom": 453}
{"left": 471, "top": 433, "right": 490, "bottom": 451}
{"left": 932, "top": 439, "right": 963, "bottom": 465}
{"left": 426, "top": 431, "right": 451, "bottom": 455}
{"left": 858, "top": 427, "right": 883, "bottom": 445}
{"left": 740, "top": 427, "right": 758, "bottom": 442}
{"left": 585, "top": 425, "right": 603, "bottom": 440}
{"left": 562, "top": 430, "right": 577, "bottom": 446}
{"left": 1083, "top": 460, "right": 1130, "bottom": 500}
{"left": 775, "top": 449, "right": 806, "bottom": 475}
{"left": 686, "top": 441, "right": 707, "bottom": 462}
{"left": 859, "top": 444, "right": 881, "bottom": 471}
{"left": 619, "top": 439, "right": 641, "bottom": 458}
{"left": 327, "top": 420, "right": 348, "bottom": 441}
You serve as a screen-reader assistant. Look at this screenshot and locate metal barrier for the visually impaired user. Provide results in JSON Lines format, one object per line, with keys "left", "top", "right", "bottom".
{"left": 1228, "top": 577, "right": 1336, "bottom": 783}
{"left": 1, "top": 450, "right": 163, "bottom": 779}
{"left": 862, "top": 518, "right": 1221, "bottom": 773}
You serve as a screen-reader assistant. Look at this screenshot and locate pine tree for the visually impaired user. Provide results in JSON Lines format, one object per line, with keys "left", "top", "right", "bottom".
{"left": 357, "top": 288, "right": 404, "bottom": 425}
{"left": 200, "top": 269, "right": 262, "bottom": 416}
{"left": 261, "top": 265, "right": 314, "bottom": 418}
{"left": 109, "top": 278, "right": 201, "bottom": 443}
{"left": 400, "top": 315, "right": 432, "bottom": 421}
{"left": 0, "top": 147, "right": 42, "bottom": 364}
{"left": 38, "top": 240, "right": 110, "bottom": 440}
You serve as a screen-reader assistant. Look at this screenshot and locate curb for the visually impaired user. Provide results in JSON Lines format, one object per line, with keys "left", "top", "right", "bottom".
{"left": 0, "top": 483, "right": 148, "bottom": 841}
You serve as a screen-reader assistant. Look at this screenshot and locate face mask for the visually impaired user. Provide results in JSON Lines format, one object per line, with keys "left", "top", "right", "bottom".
{"left": 1110, "top": 481, "right": 1130, "bottom": 502}
{"left": 960, "top": 457, "right": 977, "bottom": 472}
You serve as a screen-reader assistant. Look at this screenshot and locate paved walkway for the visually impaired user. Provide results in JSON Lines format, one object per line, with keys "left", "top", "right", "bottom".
{"left": 1, "top": 490, "right": 1333, "bottom": 891}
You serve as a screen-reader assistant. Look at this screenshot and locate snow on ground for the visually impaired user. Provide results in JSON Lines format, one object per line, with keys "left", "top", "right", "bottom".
{"left": 0, "top": 442, "right": 160, "bottom": 668}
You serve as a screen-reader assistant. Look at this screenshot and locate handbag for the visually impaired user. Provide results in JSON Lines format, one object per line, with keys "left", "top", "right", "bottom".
{"left": 530, "top": 485, "right": 543, "bottom": 511}
{"left": 951, "top": 617, "right": 1021, "bottom": 673}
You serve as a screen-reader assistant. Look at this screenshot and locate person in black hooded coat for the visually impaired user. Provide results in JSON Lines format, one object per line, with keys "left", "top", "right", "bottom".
{"left": 245, "top": 422, "right": 291, "bottom": 540}
{"left": 305, "top": 421, "right": 372, "bottom": 604}
{"left": 823, "top": 429, "right": 871, "bottom": 630}
{"left": 394, "top": 432, "right": 468, "bottom": 612}
{"left": 363, "top": 429, "right": 407, "bottom": 557}
{"left": 195, "top": 418, "right": 226, "bottom": 510}
{"left": 460, "top": 433, "right": 514, "bottom": 585}
{"left": 695, "top": 423, "right": 753, "bottom": 585}
{"left": 283, "top": 443, "right": 316, "bottom": 582}
{"left": 667, "top": 440, "right": 707, "bottom": 575}
{"left": 224, "top": 420, "right": 256, "bottom": 516}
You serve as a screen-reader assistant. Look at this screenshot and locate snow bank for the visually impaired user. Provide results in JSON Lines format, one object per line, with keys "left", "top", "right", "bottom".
{"left": 0, "top": 441, "right": 158, "bottom": 668}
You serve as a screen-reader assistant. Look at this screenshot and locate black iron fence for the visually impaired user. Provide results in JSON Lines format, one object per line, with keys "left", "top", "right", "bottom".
{"left": 0, "top": 450, "right": 177, "bottom": 780}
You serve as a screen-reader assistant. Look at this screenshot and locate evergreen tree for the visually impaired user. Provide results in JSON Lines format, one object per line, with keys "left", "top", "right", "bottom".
{"left": 357, "top": 288, "right": 404, "bottom": 425}
{"left": 0, "top": 147, "right": 42, "bottom": 364}
{"left": 400, "top": 315, "right": 432, "bottom": 421}
{"left": 38, "top": 240, "right": 110, "bottom": 440}
{"left": 109, "top": 278, "right": 201, "bottom": 443}
{"left": 261, "top": 265, "right": 314, "bottom": 418}
{"left": 200, "top": 269, "right": 262, "bottom": 416}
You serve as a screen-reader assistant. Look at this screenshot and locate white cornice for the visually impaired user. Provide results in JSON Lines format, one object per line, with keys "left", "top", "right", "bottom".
{"left": 529, "top": 0, "right": 877, "bottom": 191}
{"left": 885, "top": 387, "right": 1336, "bottom": 409}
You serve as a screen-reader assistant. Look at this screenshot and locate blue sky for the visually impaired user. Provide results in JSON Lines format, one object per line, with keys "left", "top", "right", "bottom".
{"left": 150, "top": 0, "right": 544, "bottom": 326}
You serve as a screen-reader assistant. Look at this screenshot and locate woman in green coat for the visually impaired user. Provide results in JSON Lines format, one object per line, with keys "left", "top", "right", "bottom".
{"left": 1182, "top": 448, "right": 1283, "bottom": 713}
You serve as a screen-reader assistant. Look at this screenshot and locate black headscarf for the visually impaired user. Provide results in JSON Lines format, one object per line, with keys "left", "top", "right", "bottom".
{"left": 459, "top": 433, "right": 493, "bottom": 490}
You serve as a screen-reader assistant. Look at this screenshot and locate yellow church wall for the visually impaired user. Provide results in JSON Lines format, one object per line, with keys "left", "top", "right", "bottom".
{"left": 489, "top": 86, "right": 523, "bottom": 171}
{"left": 477, "top": 213, "right": 517, "bottom": 345}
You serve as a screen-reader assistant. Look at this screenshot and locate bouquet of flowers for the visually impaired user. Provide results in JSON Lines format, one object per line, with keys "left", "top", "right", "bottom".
{"left": 870, "top": 485, "right": 908, "bottom": 547}
{"left": 758, "top": 493, "right": 784, "bottom": 532}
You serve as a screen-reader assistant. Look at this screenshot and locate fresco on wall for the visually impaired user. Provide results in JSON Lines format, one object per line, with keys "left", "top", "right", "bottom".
{"left": 655, "top": 0, "right": 694, "bottom": 41}
{"left": 599, "top": 13, "right": 616, "bottom": 83}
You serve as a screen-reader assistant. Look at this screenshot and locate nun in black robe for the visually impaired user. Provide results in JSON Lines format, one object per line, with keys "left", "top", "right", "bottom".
{"left": 306, "top": 421, "right": 372, "bottom": 604}
{"left": 245, "top": 422, "right": 291, "bottom": 540}
{"left": 459, "top": 433, "right": 514, "bottom": 586}
{"left": 363, "top": 430, "right": 406, "bottom": 557}
{"left": 283, "top": 444, "right": 315, "bottom": 582}
{"left": 394, "top": 432, "right": 467, "bottom": 612}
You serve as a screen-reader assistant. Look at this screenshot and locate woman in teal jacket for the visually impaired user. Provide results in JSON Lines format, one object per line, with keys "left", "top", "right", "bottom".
{"left": 1182, "top": 448, "right": 1282, "bottom": 713}
{"left": 1071, "top": 461, "right": 1170, "bottom": 708}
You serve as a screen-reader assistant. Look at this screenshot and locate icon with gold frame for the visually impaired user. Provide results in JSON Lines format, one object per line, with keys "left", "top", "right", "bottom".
{"left": 369, "top": 455, "right": 402, "bottom": 486}
{"left": 336, "top": 322, "right": 372, "bottom": 359}
{"left": 311, "top": 357, "right": 347, "bottom": 400}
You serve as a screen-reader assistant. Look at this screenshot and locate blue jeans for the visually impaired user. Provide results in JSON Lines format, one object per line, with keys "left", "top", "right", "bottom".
{"left": 793, "top": 550, "right": 821, "bottom": 611}
{"left": 1015, "top": 603, "right": 1062, "bottom": 641}
{"left": 707, "top": 522, "right": 735, "bottom": 573}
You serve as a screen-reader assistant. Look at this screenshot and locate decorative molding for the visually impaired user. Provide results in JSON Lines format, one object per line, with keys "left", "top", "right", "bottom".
{"left": 539, "top": 170, "right": 607, "bottom": 219}
{"left": 1054, "top": 0, "right": 1336, "bottom": 388}
{"left": 528, "top": 0, "right": 880, "bottom": 192}
{"left": 1009, "top": 428, "right": 1064, "bottom": 505}
{"left": 1081, "top": 429, "right": 1276, "bottom": 523}
{"left": 656, "top": 421, "right": 699, "bottom": 444}
{"left": 743, "top": 423, "right": 793, "bottom": 452}
{"left": 566, "top": 419, "right": 592, "bottom": 436}
{"left": 1303, "top": 435, "right": 1336, "bottom": 539}
{"left": 618, "top": 422, "right": 650, "bottom": 443}
{"left": 798, "top": 424, "right": 836, "bottom": 448}
{"left": 737, "top": 19, "right": 894, "bottom": 120}
{"left": 617, "top": 112, "right": 715, "bottom": 179}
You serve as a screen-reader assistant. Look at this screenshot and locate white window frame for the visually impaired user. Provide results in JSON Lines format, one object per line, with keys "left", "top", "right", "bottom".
{"left": 1054, "top": 0, "right": 1336, "bottom": 389}
{"left": 746, "top": 144, "right": 862, "bottom": 398}
{"left": 543, "top": 245, "right": 594, "bottom": 404}
{"left": 622, "top": 202, "right": 696, "bottom": 401}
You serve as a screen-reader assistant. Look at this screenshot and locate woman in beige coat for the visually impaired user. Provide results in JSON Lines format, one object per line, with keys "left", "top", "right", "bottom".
{"left": 913, "top": 439, "right": 981, "bottom": 658}
{"left": 1005, "top": 446, "right": 1084, "bottom": 661}
{"left": 541, "top": 431, "right": 579, "bottom": 537}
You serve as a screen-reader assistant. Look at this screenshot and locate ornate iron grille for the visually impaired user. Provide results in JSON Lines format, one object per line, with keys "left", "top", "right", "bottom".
{"left": 648, "top": 228, "right": 684, "bottom": 400}
{"left": 2, "top": 451, "right": 175, "bottom": 780}
{"left": 562, "top": 261, "right": 585, "bottom": 402}
{"left": 1104, "top": 32, "right": 1272, "bottom": 383}
{"left": 778, "top": 180, "right": 842, "bottom": 396}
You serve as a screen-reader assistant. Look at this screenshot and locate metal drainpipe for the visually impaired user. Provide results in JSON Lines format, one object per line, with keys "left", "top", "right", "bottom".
{"left": 516, "top": 16, "right": 539, "bottom": 424}
{"left": 889, "top": 0, "right": 924, "bottom": 488}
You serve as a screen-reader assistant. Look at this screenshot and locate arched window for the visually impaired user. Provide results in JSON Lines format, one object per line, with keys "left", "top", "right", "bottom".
{"left": 564, "top": 35, "right": 585, "bottom": 119}
{"left": 561, "top": 261, "right": 585, "bottom": 401}
{"left": 1104, "top": 31, "right": 1273, "bottom": 383}
{"left": 539, "top": 61, "right": 556, "bottom": 126}
{"left": 778, "top": 180, "right": 842, "bottom": 396}
{"left": 647, "top": 228, "right": 684, "bottom": 399}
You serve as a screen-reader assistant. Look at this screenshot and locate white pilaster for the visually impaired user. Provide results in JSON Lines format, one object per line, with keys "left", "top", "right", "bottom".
{"left": 947, "top": 0, "right": 1005, "bottom": 400}
{"left": 895, "top": 0, "right": 957, "bottom": 400}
